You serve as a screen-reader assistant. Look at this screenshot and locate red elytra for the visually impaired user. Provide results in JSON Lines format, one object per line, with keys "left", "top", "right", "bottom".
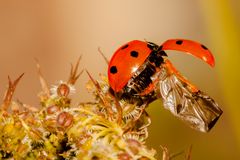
{"left": 161, "top": 39, "right": 215, "bottom": 67}
{"left": 108, "top": 39, "right": 215, "bottom": 92}
{"left": 108, "top": 40, "right": 152, "bottom": 92}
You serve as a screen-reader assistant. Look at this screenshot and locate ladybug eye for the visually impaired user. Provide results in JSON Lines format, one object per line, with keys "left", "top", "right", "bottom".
{"left": 110, "top": 66, "right": 118, "bottom": 74}
{"left": 130, "top": 51, "right": 138, "bottom": 58}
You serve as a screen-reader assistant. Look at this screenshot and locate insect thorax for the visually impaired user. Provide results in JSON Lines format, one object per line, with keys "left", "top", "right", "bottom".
{"left": 118, "top": 46, "right": 167, "bottom": 105}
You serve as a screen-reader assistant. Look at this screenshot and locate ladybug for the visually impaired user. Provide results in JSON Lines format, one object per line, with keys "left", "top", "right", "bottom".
{"left": 107, "top": 39, "right": 222, "bottom": 132}
{"left": 108, "top": 39, "right": 214, "bottom": 102}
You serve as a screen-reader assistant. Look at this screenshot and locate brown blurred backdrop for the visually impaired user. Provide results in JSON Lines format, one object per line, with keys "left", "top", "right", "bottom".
{"left": 0, "top": 0, "right": 239, "bottom": 159}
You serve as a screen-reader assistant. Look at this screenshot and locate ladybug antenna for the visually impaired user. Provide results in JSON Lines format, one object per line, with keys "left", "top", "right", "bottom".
{"left": 98, "top": 47, "right": 109, "bottom": 64}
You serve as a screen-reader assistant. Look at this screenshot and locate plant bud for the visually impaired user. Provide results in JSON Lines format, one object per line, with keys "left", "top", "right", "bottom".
{"left": 47, "top": 105, "right": 60, "bottom": 114}
{"left": 57, "top": 83, "right": 70, "bottom": 97}
{"left": 57, "top": 112, "right": 73, "bottom": 128}
{"left": 126, "top": 139, "right": 141, "bottom": 155}
{"left": 118, "top": 153, "right": 131, "bottom": 160}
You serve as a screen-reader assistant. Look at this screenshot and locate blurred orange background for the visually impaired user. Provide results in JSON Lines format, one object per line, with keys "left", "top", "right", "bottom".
{"left": 0, "top": 0, "right": 239, "bottom": 159}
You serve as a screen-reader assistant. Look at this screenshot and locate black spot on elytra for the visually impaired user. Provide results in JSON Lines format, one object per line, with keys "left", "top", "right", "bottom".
{"left": 110, "top": 66, "right": 117, "bottom": 74}
{"left": 201, "top": 44, "right": 208, "bottom": 50}
{"left": 176, "top": 40, "right": 183, "bottom": 45}
{"left": 130, "top": 51, "right": 138, "bottom": 58}
{"left": 121, "top": 44, "right": 129, "bottom": 50}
